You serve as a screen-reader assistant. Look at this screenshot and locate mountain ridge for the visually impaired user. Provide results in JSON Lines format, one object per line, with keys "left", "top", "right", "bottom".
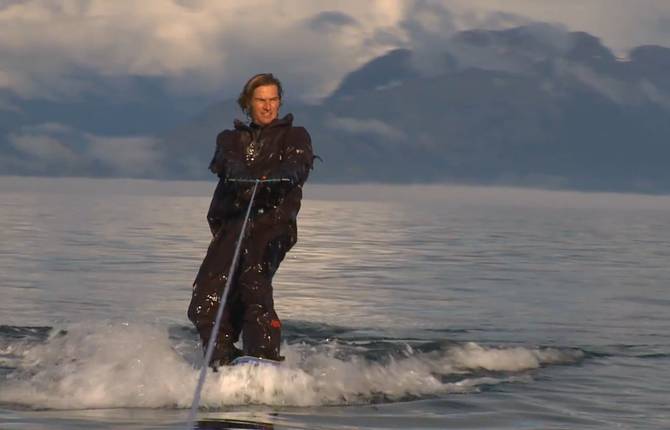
{"left": 2, "top": 25, "right": 670, "bottom": 193}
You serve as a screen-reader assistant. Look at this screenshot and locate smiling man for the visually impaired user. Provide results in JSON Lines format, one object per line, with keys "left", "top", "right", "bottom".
{"left": 188, "top": 73, "right": 314, "bottom": 367}
{"left": 249, "top": 83, "right": 281, "bottom": 126}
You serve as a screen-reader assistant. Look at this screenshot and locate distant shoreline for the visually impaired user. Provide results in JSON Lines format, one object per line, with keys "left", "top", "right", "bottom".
{"left": 3, "top": 175, "right": 670, "bottom": 209}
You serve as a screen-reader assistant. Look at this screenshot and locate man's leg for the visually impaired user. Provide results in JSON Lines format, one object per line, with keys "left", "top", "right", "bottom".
{"left": 188, "top": 220, "right": 245, "bottom": 365}
{"left": 239, "top": 277, "right": 281, "bottom": 360}
{"left": 237, "top": 227, "right": 294, "bottom": 360}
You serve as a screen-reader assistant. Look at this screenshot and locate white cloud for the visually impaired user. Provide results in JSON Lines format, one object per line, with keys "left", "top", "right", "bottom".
{"left": 0, "top": 94, "right": 21, "bottom": 112}
{"left": 442, "top": 0, "right": 670, "bottom": 55}
{"left": 6, "top": 122, "right": 163, "bottom": 176}
{"left": 0, "top": 0, "right": 406, "bottom": 101}
{"left": 28, "top": 122, "right": 74, "bottom": 134}
{"left": 549, "top": 61, "right": 670, "bottom": 109}
{"left": 0, "top": 0, "right": 669, "bottom": 101}
{"left": 639, "top": 80, "right": 670, "bottom": 109}
{"left": 85, "top": 135, "right": 163, "bottom": 176}
{"left": 442, "top": 22, "right": 573, "bottom": 74}
{"left": 327, "top": 115, "right": 406, "bottom": 141}
{"left": 560, "top": 62, "right": 635, "bottom": 105}
{"left": 10, "top": 133, "right": 79, "bottom": 163}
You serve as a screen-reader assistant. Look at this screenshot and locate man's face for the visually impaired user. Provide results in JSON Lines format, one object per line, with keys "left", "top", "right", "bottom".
{"left": 250, "top": 84, "right": 280, "bottom": 126}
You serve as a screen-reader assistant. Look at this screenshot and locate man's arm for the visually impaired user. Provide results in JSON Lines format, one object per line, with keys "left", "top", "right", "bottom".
{"left": 208, "top": 131, "right": 231, "bottom": 177}
{"left": 276, "top": 126, "right": 314, "bottom": 186}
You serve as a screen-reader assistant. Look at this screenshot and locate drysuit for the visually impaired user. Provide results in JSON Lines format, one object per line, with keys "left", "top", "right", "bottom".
{"left": 188, "top": 114, "right": 313, "bottom": 364}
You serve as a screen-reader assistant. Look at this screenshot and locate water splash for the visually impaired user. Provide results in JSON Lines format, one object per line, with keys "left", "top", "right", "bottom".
{"left": 0, "top": 322, "right": 583, "bottom": 410}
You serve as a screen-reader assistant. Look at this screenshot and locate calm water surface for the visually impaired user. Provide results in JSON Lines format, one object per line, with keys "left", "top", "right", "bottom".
{"left": 0, "top": 177, "right": 669, "bottom": 429}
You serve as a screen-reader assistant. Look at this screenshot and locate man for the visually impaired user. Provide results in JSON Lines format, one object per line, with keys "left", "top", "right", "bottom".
{"left": 188, "top": 73, "right": 314, "bottom": 367}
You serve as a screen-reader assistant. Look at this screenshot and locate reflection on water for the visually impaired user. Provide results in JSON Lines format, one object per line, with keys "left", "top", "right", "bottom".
{"left": 1, "top": 177, "right": 669, "bottom": 429}
{"left": 1, "top": 178, "right": 670, "bottom": 341}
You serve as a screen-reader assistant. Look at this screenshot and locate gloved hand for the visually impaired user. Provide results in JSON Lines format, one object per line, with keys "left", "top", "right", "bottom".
{"left": 219, "top": 161, "right": 255, "bottom": 203}
{"left": 254, "top": 170, "right": 298, "bottom": 208}
{"left": 269, "top": 167, "right": 300, "bottom": 186}
{"left": 224, "top": 160, "right": 258, "bottom": 184}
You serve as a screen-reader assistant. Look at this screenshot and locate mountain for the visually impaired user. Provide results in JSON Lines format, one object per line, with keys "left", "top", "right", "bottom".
{"left": 3, "top": 25, "right": 670, "bottom": 193}
{"left": 161, "top": 26, "right": 670, "bottom": 192}
{"left": 0, "top": 76, "right": 213, "bottom": 178}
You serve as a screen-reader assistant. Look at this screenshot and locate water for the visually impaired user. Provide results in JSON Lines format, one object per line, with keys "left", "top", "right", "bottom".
{"left": 1, "top": 177, "right": 669, "bottom": 429}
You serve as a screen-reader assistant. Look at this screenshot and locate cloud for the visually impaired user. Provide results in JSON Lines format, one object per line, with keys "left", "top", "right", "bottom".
{"left": 1, "top": 0, "right": 670, "bottom": 103}
{"left": 447, "top": 22, "right": 573, "bottom": 72}
{"left": 306, "top": 11, "right": 359, "bottom": 32}
{"left": 397, "top": 3, "right": 575, "bottom": 76}
{"left": 6, "top": 123, "right": 163, "bottom": 176}
{"left": 0, "top": 94, "right": 21, "bottom": 112}
{"left": 559, "top": 62, "right": 633, "bottom": 105}
{"left": 10, "top": 131, "right": 79, "bottom": 164}
{"left": 0, "top": 0, "right": 405, "bottom": 101}
{"left": 549, "top": 60, "right": 670, "bottom": 109}
{"left": 442, "top": 0, "right": 670, "bottom": 54}
{"left": 326, "top": 115, "right": 406, "bottom": 141}
{"left": 398, "top": 1, "right": 459, "bottom": 74}
{"left": 85, "top": 135, "right": 163, "bottom": 176}
{"left": 639, "top": 80, "right": 670, "bottom": 109}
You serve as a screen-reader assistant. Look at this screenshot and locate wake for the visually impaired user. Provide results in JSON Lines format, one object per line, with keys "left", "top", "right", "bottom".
{"left": 0, "top": 322, "right": 583, "bottom": 410}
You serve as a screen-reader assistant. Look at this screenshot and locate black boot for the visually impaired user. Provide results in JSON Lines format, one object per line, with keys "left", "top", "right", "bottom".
{"left": 204, "top": 336, "right": 243, "bottom": 371}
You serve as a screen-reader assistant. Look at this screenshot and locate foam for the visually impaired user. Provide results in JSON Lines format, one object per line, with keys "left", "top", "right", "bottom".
{"left": 0, "top": 322, "right": 582, "bottom": 410}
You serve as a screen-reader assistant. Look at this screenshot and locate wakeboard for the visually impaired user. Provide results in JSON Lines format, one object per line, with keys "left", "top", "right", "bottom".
{"left": 230, "top": 355, "right": 282, "bottom": 367}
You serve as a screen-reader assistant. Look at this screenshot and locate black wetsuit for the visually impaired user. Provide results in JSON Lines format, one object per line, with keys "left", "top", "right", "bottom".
{"left": 188, "top": 114, "right": 313, "bottom": 363}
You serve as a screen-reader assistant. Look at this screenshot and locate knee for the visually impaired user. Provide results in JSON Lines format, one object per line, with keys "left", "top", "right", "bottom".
{"left": 244, "top": 303, "right": 279, "bottom": 330}
{"left": 188, "top": 286, "right": 220, "bottom": 325}
{"left": 187, "top": 290, "right": 200, "bottom": 323}
{"left": 238, "top": 274, "right": 273, "bottom": 310}
{"left": 264, "top": 234, "right": 295, "bottom": 275}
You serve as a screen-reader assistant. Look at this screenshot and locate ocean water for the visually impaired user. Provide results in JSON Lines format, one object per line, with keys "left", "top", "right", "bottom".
{"left": 0, "top": 177, "right": 669, "bottom": 429}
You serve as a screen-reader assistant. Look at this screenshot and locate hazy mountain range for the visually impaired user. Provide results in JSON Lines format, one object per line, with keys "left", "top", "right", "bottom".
{"left": 3, "top": 24, "right": 670, "bottom": 193}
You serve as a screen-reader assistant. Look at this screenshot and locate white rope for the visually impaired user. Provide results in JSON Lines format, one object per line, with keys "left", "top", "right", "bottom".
{"left": 185, "top": 177, "right": 289, "bottom": 428}
{"left": 185, "top": 179, "right": 260, "bottom": 429}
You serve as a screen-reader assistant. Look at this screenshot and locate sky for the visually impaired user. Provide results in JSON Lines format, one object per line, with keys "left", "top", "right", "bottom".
{"left": 2, "top": 0, "right": 670, "bottom": 105}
